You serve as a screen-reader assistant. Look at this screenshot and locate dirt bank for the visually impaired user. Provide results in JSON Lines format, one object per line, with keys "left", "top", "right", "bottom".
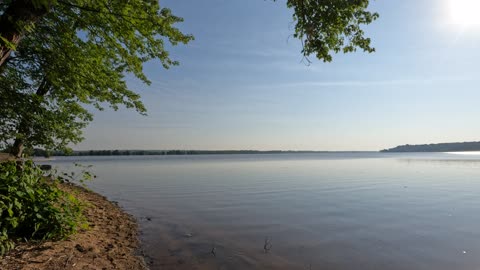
{"left": 1, "top": 183, "right": 147, "bottom": 270}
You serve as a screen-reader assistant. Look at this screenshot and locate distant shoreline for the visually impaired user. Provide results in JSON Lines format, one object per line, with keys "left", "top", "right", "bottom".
{"left": 14, "top": 146, "right": 480, "bottom": 157}
{"left": 31, "top": 149, "right": 377, "bottom": 157}
{"left": 381, "top": 141, "right": 480, "bottom": 153}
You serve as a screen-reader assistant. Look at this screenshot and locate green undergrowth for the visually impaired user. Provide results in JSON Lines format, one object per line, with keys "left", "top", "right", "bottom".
{"left": 0, "top": 160, "right": 87, "bottom": 255}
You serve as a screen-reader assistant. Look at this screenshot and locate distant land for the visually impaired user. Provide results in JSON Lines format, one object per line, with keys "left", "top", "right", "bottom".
{"left": 31, "top": 149, "right": 368, "bottom": 157}
{"left": 381, "top": 141, "right": 480, "bottom": 153}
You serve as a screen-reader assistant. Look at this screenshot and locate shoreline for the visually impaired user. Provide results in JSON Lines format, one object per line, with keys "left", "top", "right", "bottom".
{"left": 1, "top": 182, "right": 147, "bottom": 270}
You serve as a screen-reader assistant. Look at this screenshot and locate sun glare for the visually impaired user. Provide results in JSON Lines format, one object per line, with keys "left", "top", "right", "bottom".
{"left": 448, "top": 0, "right": 480, "bottom": 27}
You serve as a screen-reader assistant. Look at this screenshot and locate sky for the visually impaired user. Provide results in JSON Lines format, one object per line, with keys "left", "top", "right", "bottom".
{"left": 76, "top": 0, "right": 480, "bottom": 151}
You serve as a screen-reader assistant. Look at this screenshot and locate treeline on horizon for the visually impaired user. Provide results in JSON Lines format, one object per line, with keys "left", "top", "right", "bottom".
{"left": 30, "top": 149, "right": 341, "bottom": 157}
{"left": 381, "top": 141, "right": 480, "bottom": 152}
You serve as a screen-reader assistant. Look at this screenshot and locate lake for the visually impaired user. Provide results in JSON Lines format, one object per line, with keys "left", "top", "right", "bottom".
{"left": 44, "top": 153, "right": 480, "bottom": 270}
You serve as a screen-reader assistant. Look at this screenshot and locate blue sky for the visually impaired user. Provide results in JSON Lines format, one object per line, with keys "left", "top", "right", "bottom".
{"left": 77, "top": 0, "right": 480, "bottom": 151}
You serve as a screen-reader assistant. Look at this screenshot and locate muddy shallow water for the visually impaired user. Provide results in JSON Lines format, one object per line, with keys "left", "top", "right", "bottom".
{"left": 45, "top": 153, "right": 480, "bottom": 269}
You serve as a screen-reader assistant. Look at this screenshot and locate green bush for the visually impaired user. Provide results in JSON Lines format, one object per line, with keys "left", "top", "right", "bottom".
{"left": 0, "top": 160, "right": 86, "bottom": 255}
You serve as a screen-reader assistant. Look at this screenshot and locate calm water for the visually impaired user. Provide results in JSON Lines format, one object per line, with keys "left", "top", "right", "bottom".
{"left": 44, "top": 153, "right": 480, "bottom": 270}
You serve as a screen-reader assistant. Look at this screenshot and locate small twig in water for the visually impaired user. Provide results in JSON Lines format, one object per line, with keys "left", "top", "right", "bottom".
{"left": 263, "top": 237, "right": 272, "bottom": 253}
{"left": 303, "top": 263, "right": 312, "bottom": 270}
{"left": 211, "top": 243, "right": 216, "bottom": 257}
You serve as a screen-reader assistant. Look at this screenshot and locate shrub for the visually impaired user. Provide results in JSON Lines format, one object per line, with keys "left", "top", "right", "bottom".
{"left": 0, "top": 160, "right": 86, "bottom": 255}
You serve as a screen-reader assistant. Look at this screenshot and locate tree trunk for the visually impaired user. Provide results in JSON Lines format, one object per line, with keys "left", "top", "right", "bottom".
{"left": 0, "top": 0, "right": 50, "bottom": 68}
{"left": 10, "top": 138, "right": 24, "bottom": 158}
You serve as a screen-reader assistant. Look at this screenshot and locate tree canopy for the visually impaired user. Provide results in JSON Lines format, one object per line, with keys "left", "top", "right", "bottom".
{"left": 0, "top": 0, "right": 193, "bottom": 156}
{"left": 0, "top": 0, "right": 378, "bottom": 156}
{"left": 284, "top": 0, "right": 378, "bottom": 62}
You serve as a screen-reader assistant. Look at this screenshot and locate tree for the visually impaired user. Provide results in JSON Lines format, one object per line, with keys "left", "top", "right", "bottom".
{"left": 0, "top": 0, "right": 378, "bottom": 156}
{"left": 0, "top": 0, "right": 52, "bottom": 68}
{"left": 0, "top": 0, "right": 193, "bottom": 157}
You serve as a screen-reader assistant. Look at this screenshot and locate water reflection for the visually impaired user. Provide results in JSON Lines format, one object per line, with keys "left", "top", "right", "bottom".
{"left": 397, "top": 157, "right": 480, "bottom": 169}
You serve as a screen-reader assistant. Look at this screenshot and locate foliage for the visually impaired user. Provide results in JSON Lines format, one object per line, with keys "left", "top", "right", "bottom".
{"left": 281, "top": 0, "right": 378, "bottom": 62}
{"left": 0, "top": 160, "right": 85, "bottom": 255}
{"left": 0, "top": 66, "right": 92, "bottom": 154}
{"left": 0, "top": 0, "right": 193, "bottom": 154}
{"left": 0, "top": 0, "right": 55, "bottom": 68}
